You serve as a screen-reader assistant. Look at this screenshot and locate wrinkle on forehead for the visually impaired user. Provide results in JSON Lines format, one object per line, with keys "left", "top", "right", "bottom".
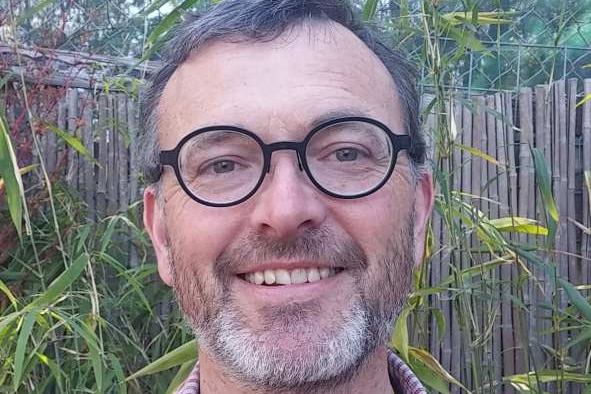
{"left": 158, "top": 21, "right": 401, "bottom": 148}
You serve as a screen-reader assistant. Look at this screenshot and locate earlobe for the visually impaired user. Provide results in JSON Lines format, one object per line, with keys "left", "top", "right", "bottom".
{"left": 413, "top": 171, "right": 435, "bottom": 267}
{"left": 143, "top": 186, "right": 174, "bottom": 286}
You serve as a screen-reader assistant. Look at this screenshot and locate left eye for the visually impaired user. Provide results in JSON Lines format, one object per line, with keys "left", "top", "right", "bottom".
{"left": 334, "top": 148, "right": 360, "bottom": 162}
{"left": 211, "top": 160, "right": 236, "bottom": 173}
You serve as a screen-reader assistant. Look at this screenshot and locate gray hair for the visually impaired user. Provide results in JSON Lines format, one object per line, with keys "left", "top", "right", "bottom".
{"left": 140, "top": 0, "right": 427, "bottom": 185}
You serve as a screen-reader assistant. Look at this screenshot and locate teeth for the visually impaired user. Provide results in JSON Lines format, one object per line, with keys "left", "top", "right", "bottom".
{"left": 254, "top": 271, "right": 264, "bottom": 285}
{"left": 291, "top": 268, "right": 307, "bottom": 284}
{"left": 307, "top": 268, "right": 320, "bottom": 283}
{"left": 275, "top": 269, "right": 291, "bottom": 285}
{"left": 264, "top": 270, "right": 275, "bottom": 285}
{"left": 243, "top": 267, "right": 340, "bottom": 285}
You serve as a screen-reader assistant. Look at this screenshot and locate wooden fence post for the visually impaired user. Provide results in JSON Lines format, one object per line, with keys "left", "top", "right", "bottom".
{"left": 582, "top": 79, "right": 591, "bottom": 283}
{"left": 66, "top": 88, "right": 79, "bottom": 189}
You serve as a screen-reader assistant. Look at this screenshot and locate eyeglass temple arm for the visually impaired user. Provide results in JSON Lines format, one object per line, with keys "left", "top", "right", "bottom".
{"left": 391, "top": 134, "right": 411, "bottom": 150}
{"left": 159, "top": 150, "right": 177, "bottom": 166}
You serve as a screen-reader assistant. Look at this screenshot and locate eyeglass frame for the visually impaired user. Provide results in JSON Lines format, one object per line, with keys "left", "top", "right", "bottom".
{"left": 159, "top": 116, "right": 411, "bottom": 208}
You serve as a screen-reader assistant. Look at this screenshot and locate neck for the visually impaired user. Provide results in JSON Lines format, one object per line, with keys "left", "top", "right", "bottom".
{"left": 199, "top": 346, "right": 392, "bottom": 394}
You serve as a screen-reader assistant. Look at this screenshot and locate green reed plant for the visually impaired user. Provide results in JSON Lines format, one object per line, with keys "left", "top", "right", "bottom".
{"left": 1, "top": 72, "right": 188, "bottom": 392}
{"left": 0, "top": 180, "right": 191, "bottom": 393}
{"left": 386, "top": 1, "right": 591, "bottom": 393}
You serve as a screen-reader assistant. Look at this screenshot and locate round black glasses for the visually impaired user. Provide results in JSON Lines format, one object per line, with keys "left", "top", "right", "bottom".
{"left": 159, "top": 116, "right": 411, "bottom": 207}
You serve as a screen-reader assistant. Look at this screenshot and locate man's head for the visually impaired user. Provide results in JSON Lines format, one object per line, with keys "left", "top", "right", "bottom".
{"left": 142, "top": 0, "right": 433, "bottom": 391}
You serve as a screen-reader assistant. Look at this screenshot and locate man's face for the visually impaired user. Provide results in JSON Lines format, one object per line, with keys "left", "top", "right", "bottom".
{"left": 144, "top": 22, "right": 432, "bottom": 390}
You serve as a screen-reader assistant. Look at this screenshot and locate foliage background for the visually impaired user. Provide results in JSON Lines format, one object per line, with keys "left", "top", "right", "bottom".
{"left": 1, "top": 0, "right": 591, "bottom": 393}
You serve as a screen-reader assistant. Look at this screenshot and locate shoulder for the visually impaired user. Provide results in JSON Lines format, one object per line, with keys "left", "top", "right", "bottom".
{"left": 387, "top": 349, "right": 427, "bottom": 394}
{"left": 174, "top": 361, "right": 200, "bottom": 394}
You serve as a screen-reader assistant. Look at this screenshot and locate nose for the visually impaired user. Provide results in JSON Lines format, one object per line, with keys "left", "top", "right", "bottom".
{"left": 249, "top": 152, "right": 327, "bottom": 239}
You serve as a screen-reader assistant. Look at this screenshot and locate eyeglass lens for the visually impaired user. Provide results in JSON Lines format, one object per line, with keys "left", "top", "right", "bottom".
{"left": 177, "top": 121, "right": 394, "bottom": 205}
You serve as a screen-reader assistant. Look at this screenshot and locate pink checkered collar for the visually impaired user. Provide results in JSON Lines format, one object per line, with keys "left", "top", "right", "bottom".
{"left": 175, "top": 349, "right": 426, "bottom": 394}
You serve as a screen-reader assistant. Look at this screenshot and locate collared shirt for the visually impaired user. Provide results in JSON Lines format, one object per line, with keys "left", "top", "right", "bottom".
{"left": 175, "top": 349, "right": 426, "bottom": 394}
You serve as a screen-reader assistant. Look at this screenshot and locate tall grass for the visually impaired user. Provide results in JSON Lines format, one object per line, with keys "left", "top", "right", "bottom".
{"left": 0, "top": 176, "right": 192, "bottom": 392}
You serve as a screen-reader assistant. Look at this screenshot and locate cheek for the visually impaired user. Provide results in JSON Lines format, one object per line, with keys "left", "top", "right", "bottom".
{"left": 334, "top": 179, "right": 413, "bottom": 261}
{"left": 165, "top": 201, "right": 247, "bottom": 268}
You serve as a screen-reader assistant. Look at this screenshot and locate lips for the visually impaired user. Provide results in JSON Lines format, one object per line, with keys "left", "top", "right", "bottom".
{"left": 239, "top": 267, "right": 344, "bottom": 285}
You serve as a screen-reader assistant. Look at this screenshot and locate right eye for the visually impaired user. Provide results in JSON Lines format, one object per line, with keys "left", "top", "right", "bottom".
{"left": 198, "top": 157, "right": 245, "bottom": 176}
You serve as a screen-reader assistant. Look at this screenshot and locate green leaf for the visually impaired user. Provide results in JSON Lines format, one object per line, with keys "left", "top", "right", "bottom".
{"left": 40, "top": 121, "right": 98, "bottom": 166}
{"left": 66, "top": 318, "right": 103, "bottom": 392}
{"left": 13, "top": 310, "right": 37, "bottom": 391}
{"left": 440, "top": 19, "right": 488, "bottom": 53}
{"left": 412, "top": 286, "right": 447, "bottom": 297}
{"left": 362, "top": 0, "right": 379, "bottom": 21}
{"left": 135, "top": 0, "right": 203, "bottom": 80}
{"left": 577, "top": 93, "right": 591, "bottom": 107}
{"left": 439, "top": 255, "right": 513, "bottom": 287}
{"left": 488, "top": 217, "right": 548, "bottom": 235}
{"left": 505, "top": 370, "right": 591, "bottom": 385}
{"left": 441, "top": 10, "right": 517, "bottom": 26}
{"left": 531, "top": 146, "right": 559, "bottom": 249}
{"left": 89, "top": 335, "right": 104, "bottom": 394}
{"left": 36, "top": 353, "right": 64, "bottom": 393}
{"left": 0, "top": 310, "right": 23, "bottom": 334}
{"left": 0, "top": 72, "right": 14, "bottom": 90}
{"left": 0, "top": 278, "right": 18, "bottom": 308}
{"left": 390, "top": 306, "right": 410, "bottom": 362}
{"left": 108, "top": 354, "right": 127, "bottom": 394}
{"left": 559, "top": 278, "right": 591, "bottom": 322}
{"left": 0, "top": 111, "right": 25, "bottom": 239}
{"left": 165, "top": 360, "right": 196, "bottom": 394}
{"left": 146, "top": 0, "right": 200, "bottom": 47}
{"left": 0, "top": 163, "right": 38, "bottom": 191}
{"left": 431, "top": 308, "right": 446, "bottom": 340}
{"left": 142, "top": 0, "right": 170, "bottom": 15}
{"left": 531, "top": 147, "right": 559, "bottom": 222}
{"left": 29, "top": 254, "right": 88, "bottom": 308}
{"left": 17, "top": 0, "right": 56, "bottom": 23}
{"left": 128, "top": 340, "right": 198, "bottom": 380}
{"left": 408, "top": 349, "right": 450, "bottom": 393}
{"left": 409, "top": 347, "right": 467, "bottom": 392}
{"left": 456, "top": 143, "right": 500, "bottom": 165}
{"left": 564, "top": 327, "right": 591, "bottom": 349}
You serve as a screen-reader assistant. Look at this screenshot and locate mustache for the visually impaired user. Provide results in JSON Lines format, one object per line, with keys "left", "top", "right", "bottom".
{"left": 215, "top": 227, "right": 368, "bottom": 275}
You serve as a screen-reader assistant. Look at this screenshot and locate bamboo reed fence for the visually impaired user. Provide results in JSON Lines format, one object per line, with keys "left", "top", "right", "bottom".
{"left": 1, "top": 45, "right": 590, "bottom": 390}
{"left": 425, "top": 79, "right": 591, "bottom": 392}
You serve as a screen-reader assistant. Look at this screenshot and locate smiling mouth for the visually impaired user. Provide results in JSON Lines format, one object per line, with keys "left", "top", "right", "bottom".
{"left": 239, "top": 267, "right": 345, "bottom": 286}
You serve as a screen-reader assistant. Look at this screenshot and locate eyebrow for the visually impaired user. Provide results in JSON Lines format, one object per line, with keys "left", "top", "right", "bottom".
{"left": 181, "top": 108, "right": 375, "bottom": 138}
{"left": 308, "top": 108, "right": 373, "bottom": 129}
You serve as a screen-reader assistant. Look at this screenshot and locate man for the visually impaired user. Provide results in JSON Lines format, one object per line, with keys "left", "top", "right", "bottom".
{"left": 141, "top": 0, "right": 433, "bottom": 393}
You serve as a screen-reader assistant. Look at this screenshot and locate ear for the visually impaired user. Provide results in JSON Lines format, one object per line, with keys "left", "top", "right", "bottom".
{"left": 412, "top": 171, "right": 434, "bottom": 267}
{"left": 144, "top": 185, "right": 174, "bottom": 286}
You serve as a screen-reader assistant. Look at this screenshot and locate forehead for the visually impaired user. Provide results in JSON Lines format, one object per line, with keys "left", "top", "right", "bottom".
{"left": 158, "top": 21, "right": 403, "bottom": 148}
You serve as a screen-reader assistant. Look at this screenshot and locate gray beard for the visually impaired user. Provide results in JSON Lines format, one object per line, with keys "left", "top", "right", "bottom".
{"left": 168, "top": 214, "right": 415, "bottom": 393}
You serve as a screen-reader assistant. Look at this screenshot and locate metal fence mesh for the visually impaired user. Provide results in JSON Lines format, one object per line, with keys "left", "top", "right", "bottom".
{"left": 4, "top": 0, "right": 590, "bottom": 93}
{"left": 377, "top": 0, "right": 591, "bottom": 92}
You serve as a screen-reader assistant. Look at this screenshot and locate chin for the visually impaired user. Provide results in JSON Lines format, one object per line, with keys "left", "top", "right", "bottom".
{"left": 192, "top": 296, "right": 381, "bottom": 389}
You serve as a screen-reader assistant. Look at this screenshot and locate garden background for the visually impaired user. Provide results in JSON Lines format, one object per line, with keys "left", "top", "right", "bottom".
{"left": 1, "top": 0, "right": 591, "bottom": 393}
